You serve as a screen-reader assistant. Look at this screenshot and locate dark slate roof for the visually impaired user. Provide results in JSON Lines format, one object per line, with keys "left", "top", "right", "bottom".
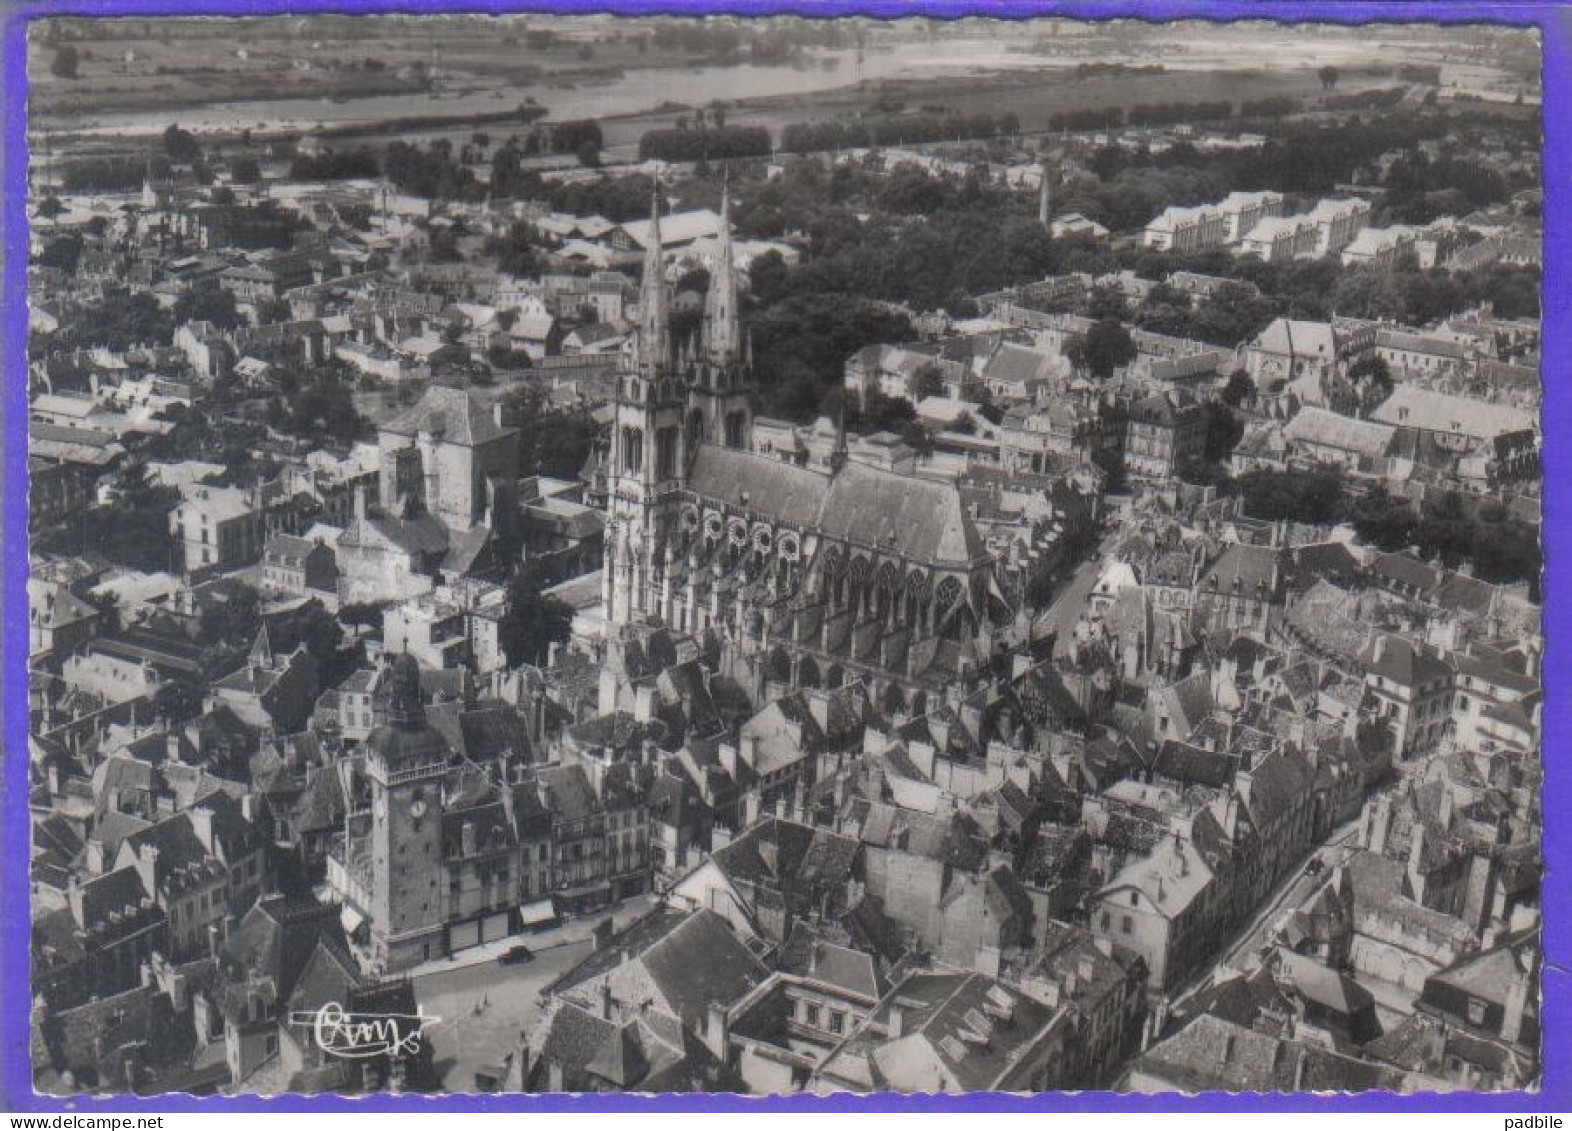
{"left": 550, "top": 907, "right": 768, "bottom": 1032}
{"left": 75, "top": 865, "right": 154, "bottom": 932}
{"left": 382, "top": 385, "right": 513, "bottom": 446}
{"left": 219, "top": 896, "right": 346, "bottom": 1005}
{"left": 1133, "top": 1013, "right": 1405, "bottom": 1092}
{"left": 1358, "top": 633, "right": 1453, "bottom": 686}
{"left": 533, "top": 763, "right": 600, "bottom": 822}
{"left": 1151, "top": 740, "right": 1237, "bottom": 789}
{"left": 709, "top": 817, "right": 861, "bottom": 913}
{"left": 686, "top": 445, "right": 986, "bottom": 567}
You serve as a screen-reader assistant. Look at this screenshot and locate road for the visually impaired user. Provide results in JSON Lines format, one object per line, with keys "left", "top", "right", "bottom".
{"left": 412, "top": 893, "right": 658, "bottom": 1091}
{"left": 1036, "top": 524, "right": 1122, "bottom": 662}
{"left": 416, "top": 937, "right": 592, "bottom": 1091}
{"left": 1168, "top": 817, "right": 1364, "bottom": 1013}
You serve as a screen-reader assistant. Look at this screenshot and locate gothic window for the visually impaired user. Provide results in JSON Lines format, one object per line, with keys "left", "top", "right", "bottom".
{"left": 687, "top": 409, "right": 705, "bottom": 453}
{"left": 621, "top": 427, "right": 644, "bottom": 474}
{"left": 847, "top": 556, "right": 871, "bottom": 611}
{"left": 656, "top": 426, "right": 678, "bottom": 480}
{"left": 725, "top": 411, "right": 746, "bottom": 449}
{"left": 875, "top": 561, "right": 900, "bottom": 618}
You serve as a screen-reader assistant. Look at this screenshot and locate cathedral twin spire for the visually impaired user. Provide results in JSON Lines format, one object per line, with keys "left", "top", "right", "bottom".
{"left": 702, "top": 188, "right": 741, "bottom": 365}
{"left": 639, "top": 188, "right": 671, "bottom": 376}
{"left": 637, "top": 179, "right": 741, "bottom": 376}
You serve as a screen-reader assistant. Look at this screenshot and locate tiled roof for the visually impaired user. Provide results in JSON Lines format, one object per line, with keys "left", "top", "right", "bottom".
{"left": 382, "top": 385, "right": 513, "bottom": 446}
{"left": 686, "top": 445, "right": 986, "bottom": 567}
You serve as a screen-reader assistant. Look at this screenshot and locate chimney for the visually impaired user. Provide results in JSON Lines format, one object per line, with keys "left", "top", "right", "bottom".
{"left": 135, "top": 842, "right": 161, "bottom": 893}
{"left": 704, "top": 1001, "right": 729, "bottom": 1061}
{"left": 633, "top": 685, "right": 655, "bottom": 725}
{"left": 975, "top": 945, "right": 1002, "bottom": 979}
{"left": 888, "top": 1001, "right": 904, "bottom": 1039}
{"left": 1501, "top": 971, "right": 1530, "bottom": 1045}
{"left": 757, "top": 828, "right": 779, "bottom": 874}
{"left": 599, "top": 981, "right": 614, "bottom": 1021}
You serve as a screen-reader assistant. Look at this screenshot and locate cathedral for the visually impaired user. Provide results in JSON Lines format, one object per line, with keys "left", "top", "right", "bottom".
{"left": 600, "top": 189, "right": 1011, "bottom": 714}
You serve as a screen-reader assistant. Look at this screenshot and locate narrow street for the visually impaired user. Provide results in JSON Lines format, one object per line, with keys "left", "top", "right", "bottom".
{"left": 1169, "top": 817, "right": 1364, "bottom": 1013}
{"left": 412, "top": 893, "right": 658, "bottom": 1091}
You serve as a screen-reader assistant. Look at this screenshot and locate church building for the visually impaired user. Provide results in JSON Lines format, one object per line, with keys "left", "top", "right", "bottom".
{"left": 600, "top": 189, "right": 1010, "bottom": 715}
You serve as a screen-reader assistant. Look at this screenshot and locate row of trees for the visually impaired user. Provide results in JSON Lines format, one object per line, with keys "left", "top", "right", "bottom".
{"left": 779, "top": 111, "right": 1021, "bottom": 154}
{"left": 382, "top": 139, "right": 486, "bottom": 201}
{"left": 1238, "top": 96, "right": 1303, "bottom": 118}
{"left": 290, "top": 147, "right": 380, "bottom": 181}
{"left": 1125, "top": 100, "right": 1235, "bottom": 127}
{"left": 638, "top": 124, "right": 771, "bottom": 163}
{"left": 1228, "top": 469, "right": 1541, "bottom": 593}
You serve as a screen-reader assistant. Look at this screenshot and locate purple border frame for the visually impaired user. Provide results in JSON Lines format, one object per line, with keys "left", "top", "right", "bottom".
{"left": 1, "top": 0, "right": 1564, "bottom": 1112}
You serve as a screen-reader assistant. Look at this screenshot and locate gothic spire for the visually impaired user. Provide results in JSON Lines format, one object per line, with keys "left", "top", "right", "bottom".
{"left": 703, "top": 182, "right": 741, "bottom": 365}
{"left": 1038, "top": 156, "right": 1053, "bottom": 228}
{"left": 640, "top": 183, "right": 670, "bottom": 375}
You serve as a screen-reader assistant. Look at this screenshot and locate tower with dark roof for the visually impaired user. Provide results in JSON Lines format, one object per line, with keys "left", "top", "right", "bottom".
{"left": 363, "top": 653, "right": 450, "bottom": 972}
{"left": 605, "top": 185, "right": 693, "bottom": 626}
{"left": 683, "top": 185, "right": 754, "bottom": 453}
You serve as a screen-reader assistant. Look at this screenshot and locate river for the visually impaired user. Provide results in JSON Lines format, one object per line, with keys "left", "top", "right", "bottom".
{"left": 37, "top": 29, "right": 1431, "bottom": 140}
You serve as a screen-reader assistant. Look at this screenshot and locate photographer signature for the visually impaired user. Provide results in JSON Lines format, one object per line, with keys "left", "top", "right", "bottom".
{"left": 289, "top": 1001, "right": 441, "bottom": 1060}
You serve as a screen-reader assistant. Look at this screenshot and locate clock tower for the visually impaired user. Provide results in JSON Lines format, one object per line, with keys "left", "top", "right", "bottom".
{"left": 364, "top": 653, "right": 450, "bottom": 973}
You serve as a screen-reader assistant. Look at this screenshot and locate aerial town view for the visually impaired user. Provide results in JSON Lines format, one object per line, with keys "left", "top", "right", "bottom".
{"left": 22, "top": 14, "right": 1542, "bottom": 1096}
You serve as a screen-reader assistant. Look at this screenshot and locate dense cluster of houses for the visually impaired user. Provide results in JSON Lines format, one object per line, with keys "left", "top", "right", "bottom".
{"left": 25, "top": 93, "right": 1541, "bottom": 1099}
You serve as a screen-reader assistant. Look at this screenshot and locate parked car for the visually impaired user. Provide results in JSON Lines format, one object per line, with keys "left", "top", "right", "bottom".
{"left": 1304, "top": 857, "right": 1324, "bottom": 876}
{"left": 498, "top": 943, "right": 534, "bottom": 966}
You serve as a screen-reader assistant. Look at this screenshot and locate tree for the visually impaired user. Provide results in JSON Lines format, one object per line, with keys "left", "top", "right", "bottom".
{"left": 1070, "top": 318, "right": 1135, "bottom": 379}
{"left": 910, "top": 362, "right": 946, "bottom": 401}
{"left": 1084, "top": 284, "right": 1130, "bottom": 322}
{"left": 172, "top": 280, "right": 243, "bottom": 331}
{"left": 51, "top": 44, "right": 79, "bottom": 79}
{"left": 1348, "top": 354, "right": 1394, "bottom": 413}
{"left": 1200, "top": 401, "right": 1244, "bottom": 463}
{"left": 152, "top": 677, "right": 204, "bottom": 725}
{"left": 499, "top": 560, "right": 575, "bottom": 667}
{"left": 230, "top": 155, "right": 262, "bottom": 183}
{"left": 1024, "top": 567, "right": 1056, "bottom": 612}
{"left": 486, "top": 220, "right": 546, "bottom": 277}
{"left": 37, "top": 233, "right": 83, "bottom": 273}
{"left": 846, "top": 389, "right": 917, "bottom": 435}
{"left": 576, "top": 140, "right": 602, "bottom": 168}
{"left": 507, "top": 386, "right": 600, "bottom": 479}
{"left": 1222, "top": 369, "right": 1256, "bottom": 407}
{"left": 256, "top": 296, "right": 294, "bottom": 325}
{"left": 1319, "top": 65, "right": 1341, "bottom": 91}
{"left": 163, "top": 123, "right": 202, "bottom": 166}
{"left": 1234, "top": 468, "right": 1344, "bottom": 524}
